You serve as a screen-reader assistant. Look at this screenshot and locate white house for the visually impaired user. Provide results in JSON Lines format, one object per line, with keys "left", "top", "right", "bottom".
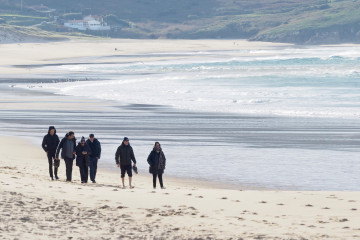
{"left": 64, "top": 15, "right": 110, "bottom": 31}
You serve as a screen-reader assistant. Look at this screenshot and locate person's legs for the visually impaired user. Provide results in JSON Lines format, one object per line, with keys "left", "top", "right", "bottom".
{"left": 126, "top": 165, "right": 133, "bottom": 188}
{"left": 89, "top": 157, "right": 95, "bottom": 182}
{"left": 152, "top": 173, "right": 157, "bottom": 188}
{"left": 120, "top": 165, "right": 126, "bottom": 188}
{"left": 93, "top": 158, "right": 98, "bottom": 180}
{"left": 54, "top": 159, "right": 59, "bottom": 179}
{"left": 65, "top": 158, "right": 73, "bottom": 181}
{"left": 79, "top": 165, "right": 83, "bottom": 182}
{"left": 47, "top": 152, "right": 54, "bottom": 179}
{"left": 158, "top": 173, "right": 164, "bottom": 188}
{"left": 84, "top": 162, "right": 88, "bottom": 183}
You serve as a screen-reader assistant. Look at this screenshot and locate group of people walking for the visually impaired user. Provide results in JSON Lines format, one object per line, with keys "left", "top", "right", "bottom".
{"left": 42, "top": 126, "right": 167, "bottom": 189}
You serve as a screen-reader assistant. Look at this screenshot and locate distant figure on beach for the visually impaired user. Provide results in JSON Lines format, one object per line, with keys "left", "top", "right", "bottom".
{"left": 56, "top": 131, "right": 76, "bottom": 182}
{"left": 115, "top": 137, "right": 137, "bottom": 189}
{"left": 42, "top": 126, "right": 60, "bottom": 181}
{"left": 75, "top": 137, "right": 91, "bottom": 183}
{"left": 86, "top": 134, "right": 101, "bottom": 183}
{"left": 147, "top": 142, "right": 166, "bottom": 189}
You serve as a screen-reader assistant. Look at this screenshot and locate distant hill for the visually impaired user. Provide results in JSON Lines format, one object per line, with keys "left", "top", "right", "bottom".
{"left": 1, "top": 0, "right": 360, "bottom": 44}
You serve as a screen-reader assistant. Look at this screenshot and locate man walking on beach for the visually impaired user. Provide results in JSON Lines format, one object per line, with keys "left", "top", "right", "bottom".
{"left": 56, "top": 131, "right": 76, "bottom": 182}
{"left": 86, "top": 134, "right": 101, "bottom": 183}
{"left": 42, "top": 126, "right": 60, "bottom": 181}
{"left": 115, "top": 137, "right": 136, "bottom": 189}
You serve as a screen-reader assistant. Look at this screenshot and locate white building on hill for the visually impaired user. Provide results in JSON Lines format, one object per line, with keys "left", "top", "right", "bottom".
{"left": 64, "top": 15, "right": 110, "bottom": 31}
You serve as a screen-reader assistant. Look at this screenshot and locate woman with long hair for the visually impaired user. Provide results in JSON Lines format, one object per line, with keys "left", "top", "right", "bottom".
{"left": 147, "top": 142, "right": 166, "bottom": 189}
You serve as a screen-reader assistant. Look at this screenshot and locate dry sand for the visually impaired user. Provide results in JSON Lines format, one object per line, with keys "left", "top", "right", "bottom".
{"left": 0, "top": 39, "right": 291, "bottom": 76}
{"left": 0, "top": 135, "right": 359, "bottom": 240}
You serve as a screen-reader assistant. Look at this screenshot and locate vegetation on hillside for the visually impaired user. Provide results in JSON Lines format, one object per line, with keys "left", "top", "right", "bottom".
{"left": 0, "top": 0, "right": 359, "bottom": 44}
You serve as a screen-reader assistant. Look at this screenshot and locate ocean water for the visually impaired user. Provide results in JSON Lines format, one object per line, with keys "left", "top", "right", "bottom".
{"left": 11, "top": 44, "right": 360, "bottom": 190}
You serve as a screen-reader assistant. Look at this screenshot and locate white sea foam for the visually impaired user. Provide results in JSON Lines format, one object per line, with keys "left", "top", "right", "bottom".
{"left": 15, "top": 45, "right": 360, "bottom": 119}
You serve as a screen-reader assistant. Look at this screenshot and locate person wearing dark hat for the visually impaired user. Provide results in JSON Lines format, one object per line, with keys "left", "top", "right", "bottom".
{"left": 115, "top": 137, "right": 137, "bottom": 189}
{"left": 75, "top": 136, "right": 92, "bottom": 183}
{"left": 56, "top": 131, "right": 76, "bottom": 182}
{"left": 42, "top": 126, "right": 60, "bottom": 181}
{"left": 147, "top": 142, "right": 166, "bottom": 189}
{"left": 86, "top": 134, "right": 101, "bottom": 183}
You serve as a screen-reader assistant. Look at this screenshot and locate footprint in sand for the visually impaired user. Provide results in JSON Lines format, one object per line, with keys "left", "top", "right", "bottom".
{"left": 196, "top": 196, "right": 204, "bottom": 198}
{"left": 221, "top": 197, "right": 227, "bottom": 200}
{"left": 323, "top": 207, "right": 330, "bottom": 210}
{"left": 186, "top": 193, "right": 192, "bottom": 196}
{"left": 318, "top": 221, "right": 329, "bottom": 224}
{"left": 259, "top": 201, "right": 267, "bottom": 204}
{"left": 277, "top": 203, "right": 284, "bottom": 206}
{"left": 351, "top": 208, "right": 357, "bottom": 211}
{"left": 305, "top": 204, "right": 313, "bottom": 207}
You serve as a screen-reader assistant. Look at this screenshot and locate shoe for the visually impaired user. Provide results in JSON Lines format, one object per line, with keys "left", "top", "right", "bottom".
{"left": 81, "top": 181, "right": 85, "bottom": 183}
{"left": 92, "top": 180, "right": 96, "bottom": 183}
{"left": 50, "top": 177, "right": 54, "bottom": 181}
{"left": 55, "top": 176, "right": 59, "bottom": 180}
{"left": 66, "top": 180, "right": 71, "bottom": 182}
{"left": 161, "top": 186, "right": 166, "bottom": 189}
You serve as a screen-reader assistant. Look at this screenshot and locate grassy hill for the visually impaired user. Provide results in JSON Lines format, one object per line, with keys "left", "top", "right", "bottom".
{"left": 0, "top": 0, "right": 360, "bottom": 44}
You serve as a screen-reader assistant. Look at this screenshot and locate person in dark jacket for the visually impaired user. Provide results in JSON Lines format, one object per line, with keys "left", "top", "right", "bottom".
{"left": 76, "top": 136, "right": 91, "bottom": 183}
{"left": 56, "top": 131, "right": 76, "bottom": 182}
{"left": 147, "top": 142, "right": 166, "bottom": 189}
{"left": 42, "top": 126, "right": 60, "bottom": 180}
{"left": 86, "top": 133, "right": 101, "bottom": 183}
{"left": 115, "top": 137, "right": 136, "bottom": 189}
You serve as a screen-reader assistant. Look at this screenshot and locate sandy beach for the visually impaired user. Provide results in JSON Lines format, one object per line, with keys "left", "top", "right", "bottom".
{"left": 1, "top": 39, "right": 360, "bottom": 239}
{"left": 0, "top": 39, "right": 290, "bottom": 76}
{"left": 0, "top": 135, "right": 359, "bottom": 239}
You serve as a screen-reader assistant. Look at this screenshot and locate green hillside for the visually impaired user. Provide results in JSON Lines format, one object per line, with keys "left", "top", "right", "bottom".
{"left": 0, "top": 0, "right": 359, "bottom": 44}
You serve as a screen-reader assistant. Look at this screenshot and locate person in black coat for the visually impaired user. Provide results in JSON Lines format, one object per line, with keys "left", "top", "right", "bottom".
{"left": 75, "top": 136, "right": 91, "bottom": 183}
{"left": 147, "top": 142, "right": 166, "bottom": 189}
{"left": 115, "top": 137, "right": 137, "bottom": 188}
{"left": 86, "top": 134, "right": 101, "bottom": 183}
{"left": 56, "top": 131, "right": 76, "bottom": 182}
{"left": 42, "top": 126, "right": 60, "bottom": 180}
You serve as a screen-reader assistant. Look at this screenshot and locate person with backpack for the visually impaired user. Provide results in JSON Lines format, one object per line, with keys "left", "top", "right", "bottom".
{"left": 42, "top": 126, "right": 60, "bottom": 181}
{"left": 147, "top": 142, "right": 166, "bottom": 189}
{"left": 115, "top": 137, "right": 137, "bottom": 189}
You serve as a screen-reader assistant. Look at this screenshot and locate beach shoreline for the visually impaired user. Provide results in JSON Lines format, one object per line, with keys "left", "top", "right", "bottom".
{"left": 1, "top": 39, "right": 360, "bottom": 191}
{"left": 1, "top": 39, "right": 360, "bottom": 239}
